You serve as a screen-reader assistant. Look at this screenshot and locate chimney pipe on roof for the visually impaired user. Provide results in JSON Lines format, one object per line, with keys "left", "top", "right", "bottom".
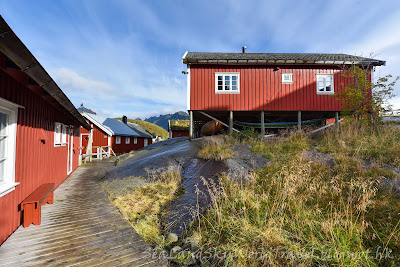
{"left": 122, "top": 115, "right": 127, "bottom": 124}
{"left": 242, "top": 46, "right": 246, "bottom": 53}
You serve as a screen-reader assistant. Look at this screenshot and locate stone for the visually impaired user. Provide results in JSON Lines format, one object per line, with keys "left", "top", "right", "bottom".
{"left": 167, "top": 232, "right": 179, "bottom": 243}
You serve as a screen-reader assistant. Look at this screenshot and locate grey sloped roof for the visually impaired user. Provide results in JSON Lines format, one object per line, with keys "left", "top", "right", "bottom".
{"left": 182, "top": 52, "right": 385, "bottom": 66}
{"left": 126, "top": 122, "right": 154, "bottom": 138}
{"left": 81, "top": 112, "right": 113, "bottom": 136}
{"left": 103, "top": 118, "right": 140, "bottom": 137}
{"left": 77, "top": 105, "right": 96, "bottom": 115}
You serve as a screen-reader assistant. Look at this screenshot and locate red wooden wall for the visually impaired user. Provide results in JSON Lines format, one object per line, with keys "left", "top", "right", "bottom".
{"left": 171, "top": 130, "right": 189, "bottom": 138}
{"left": 111, "top": 136, "right": 152, "bottom": 154}
{"left": 80, "top": 124, "right": 110, "bottom": 154}
{"left": 189, "top": 65, "right": 355, "bottom": 112}
{"left": 0, "top": 69, "right": 81, "bottom": 244}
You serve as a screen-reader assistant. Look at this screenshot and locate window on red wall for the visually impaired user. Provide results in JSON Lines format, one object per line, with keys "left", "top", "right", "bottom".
{"left": 134, "top": 137, "right": 137, "bottom": 144}
{"left": 126, "top": 137, "right": 130, "bottom": 144}
{"left": 116, "top": 136, "right": 121, "bottom": 144}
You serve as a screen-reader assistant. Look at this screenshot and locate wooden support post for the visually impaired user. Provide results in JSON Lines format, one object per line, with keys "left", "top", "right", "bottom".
{"left": 199, "top": 111, "right": 240, "bottom": 132}
{"left": 335, "top": 111, "right": 339, "bottom": 131}
{"left": 298, "top": 111, "right": 302, "bottom": 132}
{"left": 261, "top": 111, "right": 265, "bottom": 136}
{"left": 229, "top": 111, "right": 233, "bottom": 136}
{"left": 189, "top": 110, "right": 193, "bottom": 141}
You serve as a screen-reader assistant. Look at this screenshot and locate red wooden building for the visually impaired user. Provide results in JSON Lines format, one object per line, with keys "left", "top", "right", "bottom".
{"left": 0, "top": 16, "right": 90, "bottom": 244}
{"left": 182, "top": 49, "right": 385, "bottom": 138}
{"left": 78, "top": 111, "right": 153, "bottom": 156}
{"left": 168, "top": 120, "right": 189, "bottom": 138}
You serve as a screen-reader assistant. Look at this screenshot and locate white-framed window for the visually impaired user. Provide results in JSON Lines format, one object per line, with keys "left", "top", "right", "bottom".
{"left": 126, "top": 137, "right": 130, "bottom": 144}
{"left": 282, "top": 73, "right": 293, "bottom": 84}
{"left": 316, "top": 74, "right": 334, "bottom": 94}
{"left": 134, "top": 137, "right": 137, "bottom": 144}
{"left": 215, "top": 72, "right": 240, "bottom": 93}
{"left": 144, "top": 138, "right": 148, "bottom": 147}
{"left": 115, "top": 136, "right": 121, "bottom": 144}
{"left": 54, "top": 122, "right": 62, "bottom": 146}
{"left": 62, "top": 125, "right": 67, "bottom": 145}
{"left": 0, "top": 98, "right": 19, "bottom": 197}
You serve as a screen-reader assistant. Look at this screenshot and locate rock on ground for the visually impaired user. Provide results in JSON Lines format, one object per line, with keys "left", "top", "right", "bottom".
{"left": 301, "top": 148, "right": 335, "bottom": 168}
{"left": 225, "top": 143, "right": 269, "bottom": 182}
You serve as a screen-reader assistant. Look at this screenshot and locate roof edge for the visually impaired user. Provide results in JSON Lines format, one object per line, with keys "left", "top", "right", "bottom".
{"left": 0, "top": 15, "right": 91, "bottom": 130}
{"left": 81, "top": 112, "right": 114, "bottom": 136}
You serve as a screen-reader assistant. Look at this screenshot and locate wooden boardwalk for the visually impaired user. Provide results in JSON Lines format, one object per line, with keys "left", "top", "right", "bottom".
{"left": 0, "top": 162, "right": 164, "bottom": 266}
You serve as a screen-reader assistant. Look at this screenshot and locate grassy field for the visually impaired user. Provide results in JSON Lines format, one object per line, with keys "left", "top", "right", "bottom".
{"left": 118, "top": 118, "right": 169, "bottom": 140}
{"left": 190, "top": 123, "right": 400, "bottom": 266}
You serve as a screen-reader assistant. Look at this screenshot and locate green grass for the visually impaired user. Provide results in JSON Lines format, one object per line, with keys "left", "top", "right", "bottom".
{"left": 198, "top": 136, "right": 235, "bottom": 161}
{"left": 169, "top": 120, "right": 190, "bottom": 131}
{"left": 116, "top": 118, "right": 169, "bottom": 140}
{"left": 111, "top": 167, "right": 182, "bottom": 248}
{"left": 187, "top": 123, "right": 400, "bottom": 266}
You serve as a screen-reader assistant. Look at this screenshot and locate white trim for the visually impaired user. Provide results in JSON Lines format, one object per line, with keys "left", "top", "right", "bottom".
{"left": 0, "top": 97, "right": 24, "bottom": 109}
{"left": 316, "top": 74, "right": 335, "bottom": 95}
{"left": 215, "top": 72, "right": 240, "bottom": 93}
{"left": 54, "top": 122, "right": 62, "bottom": 146}
{"left": 126, "top": 136, "right": 130, "bottom": 144}
{"left": 187, "top": 65, "right": 191, "bottom": 110}
{"left": 115, "top": 136, "right": 121, "bottom": 144}
{"left": 281, "top": 73, "right": 293, "bottom": 84}
{"left": 144, "top": 138, "right": 148, "bottom": 147}
{"left": 182, "top": 51, "right": 188, "bottom": 61}
{"left": 134, "top": 137, "right": 137, "bottom": 144}
{"left": 0, "top": 98, "right": 19, "bottom": 197}
{"left": 81, "top": 112, "right": 113, "bottom": 136}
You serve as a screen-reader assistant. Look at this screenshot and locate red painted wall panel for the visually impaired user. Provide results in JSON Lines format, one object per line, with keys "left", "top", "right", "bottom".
{"left": 171, "top": 130, "right": 189, "bottom": 138}
{"left": 111, "top": 136, "right": 152, "bottom": 154}
{"left": 0, "top": 69, "right": 80, "bottom": 244}
{"left": 189, "top": 65, "right": 352, "bottom": 112}
{"left": 80, "top": 124, "right": 110, "bottom": 154}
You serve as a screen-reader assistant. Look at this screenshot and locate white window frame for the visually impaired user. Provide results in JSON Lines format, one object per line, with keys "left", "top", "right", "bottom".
{"left": 0, "top": 98, "right": 20, "bottom": 197}
{"left": 61, "top": 125, "right": 67, "bottom": 145}
{"left": 316, "top": 74, "right": 334, "bottom": 95}
{"left": 126, "top": 137, "right": 130, "bottom": 144}
{"left": 54, "top": 122, "right": 62, "bottom": 146}
{"left": 144, "top": 138, "right": 148, "bottom": 147}
{"left": 282, "top": 73, "right": 293, "bottom": 84}
{"left": 115, "top": 136, "right": 121, "bottom": 144}
{"left": 134, "top": 137, "right": 137, "bottom": 144}
{"left": 215, "top": 72, "right": 240, "bottom": 94}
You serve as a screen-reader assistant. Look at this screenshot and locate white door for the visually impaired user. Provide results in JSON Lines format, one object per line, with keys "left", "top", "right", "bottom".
{"left": 144, "top": 138, "right": 148, "bottom": 147}
{"left": 67, "top": 127, "right": 74, "bottom": 174}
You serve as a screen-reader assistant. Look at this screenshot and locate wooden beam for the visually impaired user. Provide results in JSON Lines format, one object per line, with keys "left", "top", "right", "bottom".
{"left": 229, "top": 111, "right": 233, "bottom": 136}
{"left": 335, "top": 112, "right": 339, "bottom": 131}
{"left": 189, "top": 111, "right": 193, "bottom": 141}
{"left": 261, "top": 111, "right": 265, "bottom": 136}
{"left": 198, "top": 111, "right": 240, "bottom": 133}
{"left": 298, "top": 111, "right": 302, "bottom": 132}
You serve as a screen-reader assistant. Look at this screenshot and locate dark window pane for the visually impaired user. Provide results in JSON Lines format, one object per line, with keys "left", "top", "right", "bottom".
{"left": 218, "top": 76, "right": 223, "bottom": 81}
{"left": 218, "top": 85, "right": 223, "bottom": 90}
{"left": 232, "top": 76, "right": 237, "bottom": 81}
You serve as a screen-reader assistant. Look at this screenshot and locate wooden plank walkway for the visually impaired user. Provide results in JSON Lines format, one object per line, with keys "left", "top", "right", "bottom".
{"left": 0, "top": 162, "right": 164, "bottom": 266}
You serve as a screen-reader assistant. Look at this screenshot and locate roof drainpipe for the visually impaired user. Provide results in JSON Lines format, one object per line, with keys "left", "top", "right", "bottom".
{"left": 242, "top": 46, "right": 246, "bottom": 53}
{"left": 122, "top": 115, "right": 128, "bottom": 124}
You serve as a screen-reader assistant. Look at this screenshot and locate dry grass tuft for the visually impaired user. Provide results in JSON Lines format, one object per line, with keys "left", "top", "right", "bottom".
{"left": 111, "top": 165, "right": 182, "bottom": 247}
{"left": 188, "top": 123, "right": 400, "bottom": 266}
{"left": 198, "top": 136, "right": 235, "bottom": 161}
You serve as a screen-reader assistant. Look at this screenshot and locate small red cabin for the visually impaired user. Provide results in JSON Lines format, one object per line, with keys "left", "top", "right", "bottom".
{"left": 0, "top": 16, "right": 90, "bottom": 244}
{"left": 168, "top": 120, "right": 189, "bottom": 138}
{"left": 78, "top": 111, "right": 153, "bottom": 156}
{"left": 182, "top": 51, "right": 385, "bottom": 137}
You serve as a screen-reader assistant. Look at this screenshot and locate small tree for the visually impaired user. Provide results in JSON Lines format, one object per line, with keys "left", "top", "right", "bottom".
{"left": 335, "top": 65, "right": 398, "bottom": 123}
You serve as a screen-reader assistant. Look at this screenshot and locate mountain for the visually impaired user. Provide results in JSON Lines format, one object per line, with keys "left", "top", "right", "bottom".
{"left": 144, "top": 111, "right": 189, "bottom": 130}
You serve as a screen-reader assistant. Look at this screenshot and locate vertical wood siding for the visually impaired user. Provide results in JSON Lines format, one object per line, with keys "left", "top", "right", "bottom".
{"left": 80, "top": 124, "right": 110, "bottom": 154}
{"left": 190, "top": 65, "right": 350, "bottom": 111}
{"left": 171, "top": 130, "right": 189, "bottom": 138}
{"left": 0, "top": 69, "right": 80, "bottom": 244}
{"left": 111, "top": 136, "right": 152, "bottom": 154}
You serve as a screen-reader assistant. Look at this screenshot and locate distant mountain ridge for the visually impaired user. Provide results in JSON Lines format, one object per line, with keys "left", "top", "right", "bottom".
{"left": 144, "top": 111, "right": 189, "bottom": 130}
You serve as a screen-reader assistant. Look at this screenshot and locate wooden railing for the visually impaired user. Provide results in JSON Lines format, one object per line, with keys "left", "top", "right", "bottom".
{"left": 80, "top": 146, "right": 115, "bottom": 163}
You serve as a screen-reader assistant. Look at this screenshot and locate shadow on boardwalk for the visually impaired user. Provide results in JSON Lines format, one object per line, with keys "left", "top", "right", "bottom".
{"left": 0, "top": 161, "right": 165, "bottom": 267}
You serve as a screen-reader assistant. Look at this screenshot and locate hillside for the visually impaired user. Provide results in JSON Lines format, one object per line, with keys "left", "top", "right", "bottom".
{"left": 144, "top": 111, "right": 189, "bottom": 130}
{"left": 127, "top": 119, "right": 169, "bottom": 140}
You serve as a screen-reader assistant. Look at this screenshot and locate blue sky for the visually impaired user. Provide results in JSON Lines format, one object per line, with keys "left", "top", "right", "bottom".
{"left": 1, "top": 0, "right": 400, "bottom": 119}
